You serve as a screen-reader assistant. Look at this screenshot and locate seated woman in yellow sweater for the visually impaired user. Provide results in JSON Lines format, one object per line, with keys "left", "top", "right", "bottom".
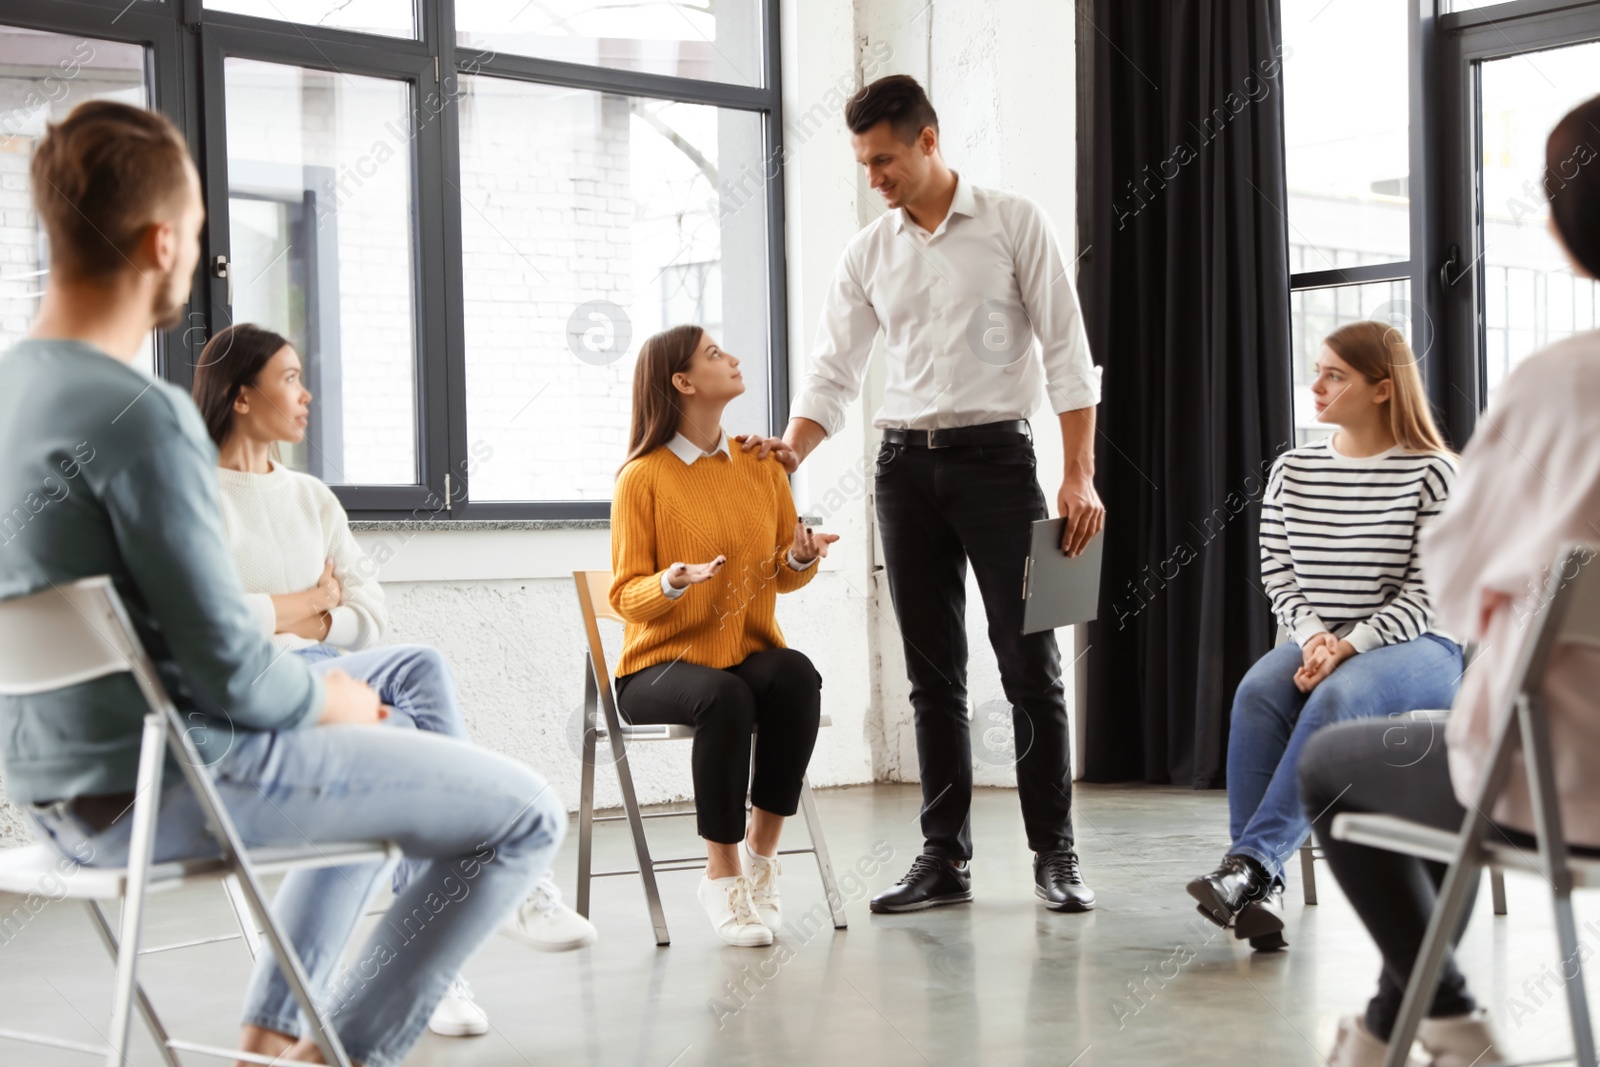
{"left": 611, "top": 324, "right": 838, "bottom": 948}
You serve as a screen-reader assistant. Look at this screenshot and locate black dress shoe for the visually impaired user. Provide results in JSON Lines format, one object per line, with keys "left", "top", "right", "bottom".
{"left": 1185, "top": 855, "right": 1270, "bottom": 929}
{"left": 869, "top": 853, "right": 973, "bottom": 913}
{"left": 1235, "top": 882, "right": 1287, "bottom": 951}
{"left": 1034, "top": 849, "right": 1096, "bottom": 911}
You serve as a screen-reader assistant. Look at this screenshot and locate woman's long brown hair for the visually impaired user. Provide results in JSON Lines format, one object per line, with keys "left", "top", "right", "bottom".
{"left": 1323, "top": 320, "right": 1452, "bottom": 455}
{"left": 619, "top": 324, "right": 704, "bottom": 473}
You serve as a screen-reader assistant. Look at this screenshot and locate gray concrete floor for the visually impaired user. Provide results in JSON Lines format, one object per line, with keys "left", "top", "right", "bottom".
{"left": 0, "top": 782, "right": 1589, "bottom": 1066}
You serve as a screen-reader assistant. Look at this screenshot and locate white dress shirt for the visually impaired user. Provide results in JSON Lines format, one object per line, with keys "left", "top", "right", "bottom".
{"left": 658, "top": 431, "right": 816, "bottom": 600}
{"left": 791, "top": 175, "right": 1102, "bottom": 436}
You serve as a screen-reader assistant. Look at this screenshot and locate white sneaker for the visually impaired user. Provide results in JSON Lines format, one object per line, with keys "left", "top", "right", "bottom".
{"left": 427, "top": 976, "right": 489, "bottom": 1038}
{"left": 1418, "top": 1009, "right": 1505, "bottom": 1067}
{"left": 501, "top": 872, "right": 599, "bottom": 952}
{"left": 1326, "top": 1015, "right": 1427, "bottom": 1067}
{"left": 697, "top": 874, "right": 773, "bottom": 947}
{"left": 742, "top": 839, "right": 782, "bottom": 931}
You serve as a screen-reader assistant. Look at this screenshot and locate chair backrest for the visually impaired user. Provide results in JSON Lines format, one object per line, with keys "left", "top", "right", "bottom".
{"left": 572, "top": 570, "right": 626, "bottom": 733}
{"left": 0, "top": 577, "right": 142, "bottom": 696}
{"left": 1518, "top": 542, "right": 1600, "bottom": 697}
{"left": 573, "top": 569, "right": 624, "bottom": 680}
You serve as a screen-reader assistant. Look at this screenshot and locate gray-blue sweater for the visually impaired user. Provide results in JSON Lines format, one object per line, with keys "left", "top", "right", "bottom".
{"left": 0, "top": 339, "right": 324, "bottom": 805}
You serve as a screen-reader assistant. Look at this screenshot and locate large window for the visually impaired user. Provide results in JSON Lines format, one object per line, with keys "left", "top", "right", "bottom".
{"left": 457, "top": 83, "right": 771, "bottom": 501}
{"left": 1439, "top": 2, "right": 1600, "bottom": 428}
{"left": 1476, "top": 38, "right": 1600, "bottom": 397}
{"left": 1, "top": 0, "right": 786, "bottom": 519}
{"left": 1281, "top": 0, "right": 1419, "bottom": 446}
{"left": 0, "top": 25, "right": 154, "bottom": 374}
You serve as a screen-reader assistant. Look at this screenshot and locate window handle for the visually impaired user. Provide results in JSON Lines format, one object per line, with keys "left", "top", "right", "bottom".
{"left": 1439, "top": 244, "right": 1464, "bottom": 290}
{"left": 214, "top": 254, "right": 232, "bottom": 307}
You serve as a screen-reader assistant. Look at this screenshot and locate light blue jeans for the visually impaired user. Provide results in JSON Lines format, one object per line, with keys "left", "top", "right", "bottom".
{"left": 26, "top": 655, "right": 563, "bottom": 1067}
{"left": 1226, "top": 634, "right": 1462, "bottom": 884}
{"left": 293, "top": 644, "right": 472, "bottom": 892}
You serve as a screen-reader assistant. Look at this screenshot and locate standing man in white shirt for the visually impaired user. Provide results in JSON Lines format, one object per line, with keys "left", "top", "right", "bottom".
{"left": 740, "top": 75, "right": 1104, "bottom": 913}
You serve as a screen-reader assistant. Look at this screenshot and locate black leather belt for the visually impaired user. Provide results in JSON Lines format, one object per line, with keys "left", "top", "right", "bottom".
{"left": 881, "top": 420, "right": 1033, "bottom": 449}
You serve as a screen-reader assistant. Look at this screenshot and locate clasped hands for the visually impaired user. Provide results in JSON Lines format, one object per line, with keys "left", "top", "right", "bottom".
{"left": 1295, "top": 632, "right": 1356, "bottom": 693}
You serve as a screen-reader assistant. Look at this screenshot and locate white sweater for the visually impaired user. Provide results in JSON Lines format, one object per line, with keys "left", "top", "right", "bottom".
{"left": 215, "top": 462, "right": 386, "bottom": 653}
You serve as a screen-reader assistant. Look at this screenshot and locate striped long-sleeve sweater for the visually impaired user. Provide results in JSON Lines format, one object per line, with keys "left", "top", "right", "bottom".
{"left": 1260, "top": 436, "right": 1457, "bottom": 652}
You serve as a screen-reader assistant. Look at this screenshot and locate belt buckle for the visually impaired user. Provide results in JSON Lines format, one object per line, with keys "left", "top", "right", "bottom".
{"left": 926, "top": 428, "right": 951, "bottom": 449}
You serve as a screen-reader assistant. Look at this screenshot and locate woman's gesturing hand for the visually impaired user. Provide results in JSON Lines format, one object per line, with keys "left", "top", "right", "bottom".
{"left": 790, "top": 521, "right": 840, "bottom": 565}
{"left": 666, "top": 556, "right": 727, "bottom": 590}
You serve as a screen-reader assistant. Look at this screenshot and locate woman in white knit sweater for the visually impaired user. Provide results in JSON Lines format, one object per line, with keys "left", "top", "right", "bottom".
{"left": 192, "top": 324, "right": 596, "bottom": 1038}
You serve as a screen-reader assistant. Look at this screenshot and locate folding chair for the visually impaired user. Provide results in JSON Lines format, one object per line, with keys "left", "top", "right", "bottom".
{"left": 571, "top": 570, "right": 847, "bottom": 946}
{"left": 1332, "top": 543, "right": 1600, "bottom": 1067}
{"left": 0, "top": 576, "right": 399, "bottom": 1067}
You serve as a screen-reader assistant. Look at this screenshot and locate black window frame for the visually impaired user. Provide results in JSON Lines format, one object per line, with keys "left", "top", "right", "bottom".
{"left": 2, "top": 0, "right": 789, "bottom": 522}
{"left": 1435, "top": 0, "right": 1600, "bottom": 441}
{"left": 1283, "top": 0, "right": 1437, "bottom": 440}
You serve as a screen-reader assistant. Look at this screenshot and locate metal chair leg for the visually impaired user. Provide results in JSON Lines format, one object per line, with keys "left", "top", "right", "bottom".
{"left": 83, "top": 901, "right": 180, "bottom": 1067}
{"left": 590, "top": 654, "right": 669, "bottom": 946}
{"left": 160, "top": 706, "right": 357, "bottom": 1067}
{"left": 1490, "top": 866, "right": 1508, "bottom": 917}
{"left": 1300, "top": 843, "right": 1318, "bottom": 906}
{"left": 221, "top": 874, "right": 263, "bottom": 959}
{"left": 577, "top": 665, "right": 599, "bottom": 919}
{"left": 798, "top": 777, "right": 847, "bottom": 930}
{"left": 1521, "top": 694, "right": 1598, "bottom": 1066}
{"left": 105, "top": 713, "right": 167, "bottom": 1067}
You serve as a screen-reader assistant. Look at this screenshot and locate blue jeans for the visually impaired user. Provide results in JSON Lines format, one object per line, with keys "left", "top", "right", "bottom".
{"left": 1226, "top": 634, "right": 1462, "bottom": 884}
{"left": 294, "top": 644, "right": 471, "bottom": 892}
{"left": 26, "top": 685, "right": 562, "bottom": 1067}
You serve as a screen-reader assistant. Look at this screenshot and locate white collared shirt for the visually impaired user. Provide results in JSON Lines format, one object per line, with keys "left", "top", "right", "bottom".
{"left": 658, "top": 429, "right": 816, "bottom": 599}
{"left": 664, "top": 431, "right": 732, "bottom": 465}
{"left": 790, "top": 175, "right": 1102, "bottom": 436}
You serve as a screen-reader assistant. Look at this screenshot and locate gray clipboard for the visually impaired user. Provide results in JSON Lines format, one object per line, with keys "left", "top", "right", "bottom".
{"left": 1021, "top": 522, "right": 1104, "bottom": 635}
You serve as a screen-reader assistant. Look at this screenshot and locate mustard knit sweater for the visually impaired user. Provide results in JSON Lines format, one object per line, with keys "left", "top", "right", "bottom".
{"left": 610, "top": 440, "right": 818, "bottom": 677}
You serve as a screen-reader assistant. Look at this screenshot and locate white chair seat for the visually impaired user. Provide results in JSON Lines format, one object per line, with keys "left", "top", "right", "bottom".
{"left": 1333, "top": 813, "right": 1600, "bottom": 888}
{"left": 596, "top": 713, "right": 833, "bottom": 742}
{"left": 0, "top": 841, "right": 400, "bottom": 899}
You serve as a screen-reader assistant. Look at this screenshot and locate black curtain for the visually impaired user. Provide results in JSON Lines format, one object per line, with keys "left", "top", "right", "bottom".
{"left": 1076, "top": 0, "right": 1293, "bottom": 787}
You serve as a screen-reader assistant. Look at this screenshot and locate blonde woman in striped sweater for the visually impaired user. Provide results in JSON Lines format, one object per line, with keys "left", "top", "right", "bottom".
{"left": 611, "top": 325, "right": 838, "bottom": 947}
{"left": 1185, "top": 321, "right": 1461, "bottom": 952}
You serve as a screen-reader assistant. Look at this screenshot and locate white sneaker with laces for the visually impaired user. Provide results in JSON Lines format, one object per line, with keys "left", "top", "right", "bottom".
{"left": 1326, "top": 1015, "right": 1427, "bottom": 1067}
{"left": 1418, "top": 1009, "right": 1505, "bottom": 1067}
{"left": 742, "top": 838, "right": 782, "bottom": 930}
{"left": 697, "top": 874, "right": 773, "bottom": 947}
{"left": 501, "top": 872, "right": 599, "bottom": 952}
{"left": 427, "top": 976, "right": 489, "bottom": 1038}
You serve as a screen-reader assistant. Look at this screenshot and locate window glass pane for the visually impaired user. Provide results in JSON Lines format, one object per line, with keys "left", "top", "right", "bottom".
{"left": 456, "top": 0, "right": 763, "bottom": 88}
{"left": 204, "top": 0, "right": 416, "bottom": 39}
{"left": 1478, "top": 40, "right": 1600, "bottom": 398}
{"left": 0, "top": 27, "right": 154, "bottom": 372}
{"left": 1282, "top": 0, "right": 1410, "bottom": 270}
{"left": 223, "top": 59, "right": 419, "bottom": 485}
{"left": 1289, "top": 279, "right": 1412, "bottom": 447}
{"left": 457, "top": 77, "right": 770, "bottom": 501}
